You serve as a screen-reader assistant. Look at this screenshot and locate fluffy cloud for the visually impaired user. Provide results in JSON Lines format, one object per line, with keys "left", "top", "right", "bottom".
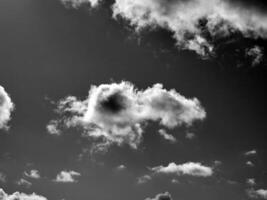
{"left": 151, "top": 162, "right": 213, "bottom": 177}
{"left": 60, "top": 0, "right": 267, "bottom": 57}
{"left": 145, "top": 192, "right": 172, "bottom": 200}
{"left": 0, "top": 188, "right": 47, "bottom": 200}
{"left": 137, "top": 175, "right": 152, "bottom": 184}
{"left": 54, "top": 170, "right": 81, "bottom": 183}
{"left": 247, "top": 189, "right": 267, "bottom": 199}
{"left": 16, "top": 178, "right": 32, "bottom": 188}
{"left": 0, "top": 86, "right": 14, "bottom": 130}
{"left": 48, "top": 81, "right": 205, "bottom": 150}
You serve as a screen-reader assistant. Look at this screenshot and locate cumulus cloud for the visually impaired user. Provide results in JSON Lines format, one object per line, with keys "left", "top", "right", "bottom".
{"left": 48, "top": 81, "right": 206, "bottom": 150}
{"left": 145, "top": 192, "right": 172, "bottom": 200}
{"left": 137, "top": 175, "right": 152, "bottom": 184}
{"left": 158, "top": 129, "right": 177, "bottom": 143}
{"left": 0, "top": 188, "right": 47, "bottom": 200}
{"left": 16, "top": 178, "right": 32, "bottom": 188}
{"left": 60, "top": 0, "right": 100, "bottom": 8}
{"left": 60, "top": 0, "right": 267, "bottom": 57}
{"left": 151, "top": 162, "right": 213, "bottom": 177}
{"left": 24, "top": 170, "right": 41, "bottom": 179}
{"left": 0, "top": 86, "right": 14, "bottom": 130}
{"left": 247, "top": 189, "right": 267, "bottom": 199}
{"left": 54, "top": 170, "right": 81, "bottom": 183}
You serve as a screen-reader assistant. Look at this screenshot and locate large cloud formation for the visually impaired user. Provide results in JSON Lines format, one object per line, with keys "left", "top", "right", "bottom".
{"left": 0, "top": 188, "right": 47, "bottom": 200}
{"left": 0, "top": 86, "right": 14, "bottom": 130}
{"left": 48, "top": 81, "right": 206, "bottom": 150}
{"left": 60, "top": 0, "right": 267, "bottom": 57}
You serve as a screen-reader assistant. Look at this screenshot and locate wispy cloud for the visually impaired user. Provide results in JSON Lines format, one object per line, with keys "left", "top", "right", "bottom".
{"left": 48, "top": 81, "right": 206, "bottom": 151}
{"left": 24, "top": 170, "right": 41, "bottom": 179}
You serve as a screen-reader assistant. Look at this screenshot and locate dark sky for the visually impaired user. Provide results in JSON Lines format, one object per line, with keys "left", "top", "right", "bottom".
{"left": 0, "top": 0, "right": 267, "bottom": 200}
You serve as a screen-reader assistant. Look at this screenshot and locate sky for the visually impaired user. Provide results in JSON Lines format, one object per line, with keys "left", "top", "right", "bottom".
{"left": 0, "top": 0, "right": 267, "bottom": 200}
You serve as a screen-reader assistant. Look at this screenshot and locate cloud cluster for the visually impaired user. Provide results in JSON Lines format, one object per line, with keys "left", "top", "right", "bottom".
{"left": 151, "top": 162, "right": 213, "bottom": 177}
{"left": 145, "top": 192, "right": 172, "bottom": 200}
{"left": 0, "top": 188, "right": 47, "bottom": 200}
{"left": 54, "top": 170, "right": 81, "bottom": 183}
{"left": 0, "top": 86, "right": 14, "bottom": 130}
{"left": 60, "top": 0, "right": 267, "bottom": 57}
{"left": 48, "top": 81, "right": 205, "bottom": 150}
{"left": 247, "top": 189, "right": 267, "bottom": 199}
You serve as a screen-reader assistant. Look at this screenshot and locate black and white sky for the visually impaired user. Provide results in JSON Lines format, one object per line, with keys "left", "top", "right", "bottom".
{"left": 0, "top": 0, "right": 267, "bottom": 200}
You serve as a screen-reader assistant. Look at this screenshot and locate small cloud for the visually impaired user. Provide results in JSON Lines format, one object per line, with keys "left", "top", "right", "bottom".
{"left": 158, "top": 129, "right": 177, "bottom": 143}
{"left": 16, "top": 178, "right": 32, "bottom": 188}
{"left": 0, "top": 172, "right": 6, "bottom": 183}
{"left": 24, "top": 170, "right": 41, "bottom": 179}
{"left": 185, "top": 132, "right": 196, "bottom": 140}
{"left": 0, "top": 188, "right": 47, "bottom": 200}
{"left": 46, "top": 120, "right": 61, "bottom": 135}
{"left": 244, "top": 150, "right": 257, "bottom": 156}
{"left": 145, "top": 192, "right": 172, "bottom": 200}
{"left": 151, "top": 162, "right": 213, "bottom": 177}
{"left": 246, "top": 46, "right": 264, "bottom": 67}
{"left": 116, "top": 165, "right": 126, "bottom": 171}
{"left": 171, "top": 179, "right": 179, "bottom": 184}
{"left": 247, "top": 178, "right": 256, "bottom": 186}
{"left": 137, "top": 175, "right": 152, "bottom": 184}
{"left": 54, "top": 170, "right": 81, "bottom": 183}
{"left": 246, "top": 161, "right": 255, "bottom": 167}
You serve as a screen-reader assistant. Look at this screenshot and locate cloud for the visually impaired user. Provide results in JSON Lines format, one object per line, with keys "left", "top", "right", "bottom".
{"left": 185, "top": 132, "right": 196, "bottom": 140}
{"left": 247, "top": 178, "right": 256, "bottom": 186}
{"left": 145, "top": 192, "right": 172, "bottom": 200}
{"left": 0, "top": 188, "right": 47, "bottom": 200}
{"left": 16, "top": 178, "right": 32, "bottom": 188}
{"left": 246, "top": 161, "right": 255, "bottom": 167}
{"left": 244, "top": 149, "right": 257, "bottom": 156}
{"left": 246, "top": 46, "right": 264, "bottom": 67}
{"left": 0, "top": 86, "right": 15, "bottom": 130}
{"left": 60, "top": 0, "right": 267, "bottom": 57}
{"left": 247, "top": 189, "right": 267, "bottom": 199}
{"left": 24, "top": 170, "right": 41, "bottom": 179}
{"left": 116, "top": 165, "right": 126, "bottom": 171}
{"left": 137, "top": 175, "right": 152, "bottom": 184}
{"left": 48, "top": 81, "right": 206, "bottom": 151}
{"left": 54, "top": 170, "right": 81, "bottom": 183}
{"left": 60, "top": 0, "right": 100, "bottom": 8}
{"left": 151, "top": 162, "right": 213, "bottom": 177}
{"left": 0, "top": 172, "right": 6, "bottom": 183}
{"left": 158, "top": 129, "right": 177, "bottom": 143}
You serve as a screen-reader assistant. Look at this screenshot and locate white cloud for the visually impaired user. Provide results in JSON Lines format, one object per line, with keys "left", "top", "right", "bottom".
{"left": 247, "top": 189, "right": 267, "bottom": 199}
{"left": 246, "top": 161, "right": 255, "bottom": 167}
{"left": 0, "top": 86, "right": 14, "bottom": 130}
{"left": 60, "top": 0, "right": 267, "bottom": 57}
{"left": 60, "top": 0, "right": 100, "bottom": 8}
{"left": 151, "top": 162, "right": 213, "bottom": 177}
{"left": 48, "top": 81, "right": 206, "bottom": 151}
{"left": 158, "top": 129, "right": 177, "bottom": 143}
{"left": 137, "top": 175, "right": 152, "bottom": 184}
{"left": 54, "top": 170, "right": 81, "bottom": 183}
{"left": 24, "top": 170, "right": 41, "bottom": 179}
{"left": 247, "top": 178, "right": 256, "bottom": 186}
{"left": 15, "top": 178, "right": 32, "bottom": 188}
{"left": 145, "top": 192, "right": 172, "bottom": 200}
{"left": 244, "top": 149, "right": 257, "bottom": 156}
{"left": 116, "top": 165, "right": 126, "bottom": 171}
{"left": 0, "top": 188, "right": 47, "bottom": 200}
